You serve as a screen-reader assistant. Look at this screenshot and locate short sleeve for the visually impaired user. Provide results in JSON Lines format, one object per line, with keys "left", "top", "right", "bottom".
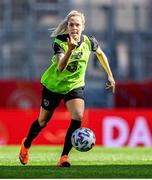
{"left": 53, "top": 42, "right": 65, "bottom": 54}
{"left": 88, "top": 36, "right": 99, "bottom": 52}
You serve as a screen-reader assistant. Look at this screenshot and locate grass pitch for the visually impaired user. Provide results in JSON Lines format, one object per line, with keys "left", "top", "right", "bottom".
{"left": 0, "top": 145, "right": 152, "bottom": 178}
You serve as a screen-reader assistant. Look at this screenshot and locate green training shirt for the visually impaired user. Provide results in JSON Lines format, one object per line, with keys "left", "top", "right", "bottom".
{"left": 41, "top": 34, "right": 98, "bottom": 94}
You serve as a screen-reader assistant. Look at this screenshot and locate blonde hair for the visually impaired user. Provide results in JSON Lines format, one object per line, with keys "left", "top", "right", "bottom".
{"left": 51, "top": 10, "right": 85, "bottom": 37}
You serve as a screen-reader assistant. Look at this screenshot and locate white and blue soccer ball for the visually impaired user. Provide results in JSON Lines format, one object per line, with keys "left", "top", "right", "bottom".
{"left": 71, "top": 127, "right": 96, "bottom": 152}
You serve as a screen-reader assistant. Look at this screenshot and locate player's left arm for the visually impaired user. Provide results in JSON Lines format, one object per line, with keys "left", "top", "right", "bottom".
{"left": 95, "top": 47, "right": 115, "bottom": 93}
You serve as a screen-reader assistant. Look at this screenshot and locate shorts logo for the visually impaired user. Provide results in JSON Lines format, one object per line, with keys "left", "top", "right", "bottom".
{"left": 43, "top": 99, "right": 49, "bottom": 107}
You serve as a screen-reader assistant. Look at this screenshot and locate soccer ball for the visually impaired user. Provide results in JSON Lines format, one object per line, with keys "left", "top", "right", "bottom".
{"left": 71, "top": 127, "right": 96, "bottom": 152}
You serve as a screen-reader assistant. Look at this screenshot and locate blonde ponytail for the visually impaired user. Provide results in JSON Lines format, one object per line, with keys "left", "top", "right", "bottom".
{"left": 51, "top": 10, "right": 85, "bottom": 37}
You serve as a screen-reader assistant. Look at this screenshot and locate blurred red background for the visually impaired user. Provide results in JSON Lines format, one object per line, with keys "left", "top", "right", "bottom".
{"left": 0, "top": 80, "right": 152, "bottom": 147}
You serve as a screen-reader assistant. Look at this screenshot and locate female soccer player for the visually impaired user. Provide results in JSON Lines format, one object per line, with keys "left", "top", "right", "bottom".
{"left": 19, "top": 10, "right": 115, "bottom": 167}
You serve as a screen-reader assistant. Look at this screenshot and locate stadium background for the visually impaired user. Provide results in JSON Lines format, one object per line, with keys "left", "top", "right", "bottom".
{"left": 0, "top": 0, "right": 152, "bottom": 147}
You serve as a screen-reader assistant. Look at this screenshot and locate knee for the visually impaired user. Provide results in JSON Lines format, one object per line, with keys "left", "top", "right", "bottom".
{"left": 38, "top": 108, "right": 53, "bottom": 128}
{"left": 72, "top": 111, "right": 83, "bottom": 121}
{"left": 38, "top": 119, "right": 49, "bottom": 128}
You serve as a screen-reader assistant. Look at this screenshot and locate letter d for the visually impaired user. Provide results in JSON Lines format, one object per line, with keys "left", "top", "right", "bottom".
{"left": 102, "top": 116, "right": 129, "bottom": 147}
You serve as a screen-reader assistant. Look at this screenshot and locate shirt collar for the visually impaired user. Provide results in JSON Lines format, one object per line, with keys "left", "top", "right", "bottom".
{"left": 77, "top": 35, "right": 84, "bottom": 47}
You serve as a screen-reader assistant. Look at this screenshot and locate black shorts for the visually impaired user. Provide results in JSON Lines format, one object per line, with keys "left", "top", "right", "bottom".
{"left": 41, "top": 86, "right": 84, "bottom": 111}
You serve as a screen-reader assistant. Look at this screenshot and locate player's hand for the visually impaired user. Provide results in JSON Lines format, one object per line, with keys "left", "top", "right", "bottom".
{"left": 67, "top": 36, "right": 78, "bottom": 51}
{"left": 105, "top": 76, "right": 115, "bottom": 93}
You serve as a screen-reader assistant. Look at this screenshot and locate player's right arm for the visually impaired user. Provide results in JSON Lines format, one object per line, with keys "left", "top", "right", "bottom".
{"left": 56, "top": 36, "right": 77, "bottom": 72}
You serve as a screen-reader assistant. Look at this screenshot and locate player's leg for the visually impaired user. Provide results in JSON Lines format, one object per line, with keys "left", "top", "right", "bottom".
{"left": 23, "top": 107, "right": 54, "bottom": 148}
{"left": 19, "top": 87, "right": 63, "bottom": 165}
{"left": 19, "top": 107, "right": 53, "bottom": 165}
{"left": 57, "top": 87, "right": 85, "bottom": 167}
{"left": 62, "top": 98, "right": 84, "bottom": 155}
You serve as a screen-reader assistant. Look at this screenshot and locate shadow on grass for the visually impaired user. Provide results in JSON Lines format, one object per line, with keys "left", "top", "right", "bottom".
{"left": 0, "top": 165, "right": 152, "bottom": 178}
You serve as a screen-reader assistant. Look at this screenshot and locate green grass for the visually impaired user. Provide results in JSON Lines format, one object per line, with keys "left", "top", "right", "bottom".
{"left": 0, "top": 146, "right": 152, "bottom": 178}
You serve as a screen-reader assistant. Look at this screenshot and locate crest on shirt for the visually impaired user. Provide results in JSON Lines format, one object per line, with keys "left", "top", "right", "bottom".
{"left": 66, "top": 61, "right": 78, "bottom": 73}
{"left": 66, "top": 51, "right": 83, "bottom": 72}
